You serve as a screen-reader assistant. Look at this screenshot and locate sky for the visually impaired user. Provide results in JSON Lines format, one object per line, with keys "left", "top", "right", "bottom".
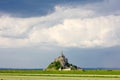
{"left": 0, "top": 0, "right": 120, "bottom": 69}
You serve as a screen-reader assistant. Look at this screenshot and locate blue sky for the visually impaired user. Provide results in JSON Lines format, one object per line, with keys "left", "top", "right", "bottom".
{"left": 0, "top": 0, "right": 120, "bottom": 68}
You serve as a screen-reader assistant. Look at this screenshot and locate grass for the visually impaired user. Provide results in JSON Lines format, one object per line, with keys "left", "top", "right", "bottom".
{"left": 0, "top": 74, "right": 120, "bottom": 80}
{"left": 0, "top": 70, "right": 120, "bottom": 75}
{"left": 0, "top": 70, "right": 120, "bottom": 80}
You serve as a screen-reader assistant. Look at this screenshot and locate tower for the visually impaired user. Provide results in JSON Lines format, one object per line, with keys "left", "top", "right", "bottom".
{"left": 61, "top": 50, "right": 64, "bottom": 57}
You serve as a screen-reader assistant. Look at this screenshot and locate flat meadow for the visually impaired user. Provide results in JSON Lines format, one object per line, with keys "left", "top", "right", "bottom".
{"left": 0, "top": 70, "right": 120, "bottom": 80}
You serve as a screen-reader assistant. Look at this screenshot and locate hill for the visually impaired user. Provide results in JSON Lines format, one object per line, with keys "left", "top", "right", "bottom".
{"left": 46, "top": 52, "right": 79, "bottom": 70}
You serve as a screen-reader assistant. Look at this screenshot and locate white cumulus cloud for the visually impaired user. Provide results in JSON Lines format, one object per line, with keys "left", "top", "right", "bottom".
{"left": 49, "top": 15, "right": 120, "bottom": 47}
{"left": 0, "top": 1, "right": 120, "bottom": 48}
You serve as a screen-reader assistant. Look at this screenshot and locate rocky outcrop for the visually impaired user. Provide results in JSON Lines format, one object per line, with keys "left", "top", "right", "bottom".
{"left": 46, "top": 52, "right": 78, "bottom": 70}
{"left": 54, "top": 53, "right": 68, "bottom": 68}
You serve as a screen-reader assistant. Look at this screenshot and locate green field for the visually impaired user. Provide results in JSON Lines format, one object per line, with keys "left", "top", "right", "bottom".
{"left": 0, "top": 70, "right": 120, "bottom": 80}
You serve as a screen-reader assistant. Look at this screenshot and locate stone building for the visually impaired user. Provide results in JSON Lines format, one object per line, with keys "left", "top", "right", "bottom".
{"left": 54, "top": 52, "right": 68, "bottom": 68}
{"left": 46, "top": 51, "right": 80, "bottom": 70}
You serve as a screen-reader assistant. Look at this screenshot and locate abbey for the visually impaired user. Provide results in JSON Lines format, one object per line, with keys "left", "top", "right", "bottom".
{"left": 54, "top": 52, "right": 68, "bottom": 69}
{"left": 46, "top": 52, "right": 81, "bottom": 70}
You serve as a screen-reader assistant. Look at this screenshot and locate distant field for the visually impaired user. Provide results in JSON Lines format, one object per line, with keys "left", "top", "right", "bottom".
{"left": 0, "top": 70, "right": 120, "bottom": 80}
{"left": 0, "top": 70, "right": 120, "bottom": 75}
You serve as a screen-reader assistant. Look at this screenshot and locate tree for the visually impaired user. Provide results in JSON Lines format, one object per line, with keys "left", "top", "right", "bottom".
{"left": 46, "top": 61, "right": 61, "bottom": 70}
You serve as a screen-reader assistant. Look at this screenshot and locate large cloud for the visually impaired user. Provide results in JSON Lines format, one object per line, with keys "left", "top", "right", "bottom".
{"left": 48, "top": 15, "right": 120, "bottom": 47}
{"left": 0, "top": 0, "right": 120, "bottom": 48}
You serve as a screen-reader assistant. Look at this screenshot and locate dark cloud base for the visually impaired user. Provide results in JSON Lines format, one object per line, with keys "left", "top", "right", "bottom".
{"left": 0, "top": 0, "right": 103, "bottom": 17}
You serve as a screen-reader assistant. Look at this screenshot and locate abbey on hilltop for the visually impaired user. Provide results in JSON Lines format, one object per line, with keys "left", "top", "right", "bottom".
{"left": 46, "top": 51, "right": 81, "bottom": 70}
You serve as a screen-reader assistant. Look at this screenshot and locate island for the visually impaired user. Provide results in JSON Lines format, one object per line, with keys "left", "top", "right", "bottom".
{"left": 46, "top": 52, "right": 82, "bottom": 70}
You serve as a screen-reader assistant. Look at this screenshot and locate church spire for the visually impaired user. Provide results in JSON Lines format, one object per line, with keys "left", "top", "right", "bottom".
{"left": 61, "top": 50, "right": 64, "bottom": 57}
